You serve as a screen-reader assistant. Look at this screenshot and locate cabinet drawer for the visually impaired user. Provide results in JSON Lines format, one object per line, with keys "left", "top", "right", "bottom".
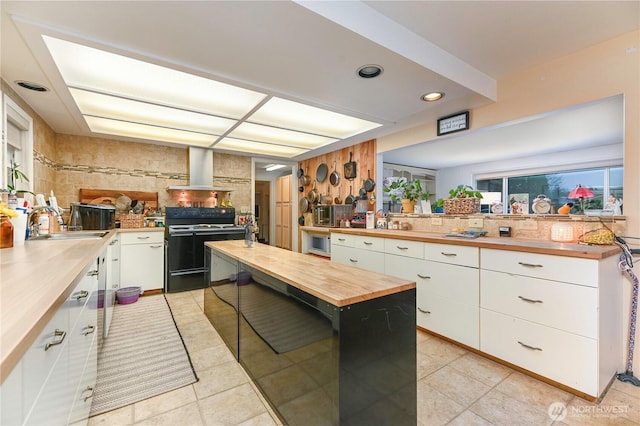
{"left": 353, "top": 235, "right": 385, "bottom": 252}
{"left": 384, "top": 238, "right": 423, "bottom": 259}
{"left": 480, "top": 309, "right": 597, "bottom": 396}
{"left": 331, "top": 245, "right": 385, "bottom": 273}
{"left": 481, "top": 270, "right": 597, "bottom": 338}
{"left": 424, "top": 243, "right": 478, "bottom": 267}
{"left": 331, "top": 233, "right": 355, "bottom": 248}
{"left": 120, "top": 231, "right": 164, "bottom": 245}
{"left": 481, "top": 248, "right": 598, "bottom": 286}
{"left": 417, "top": 292, "right": 479, "bottom": 349}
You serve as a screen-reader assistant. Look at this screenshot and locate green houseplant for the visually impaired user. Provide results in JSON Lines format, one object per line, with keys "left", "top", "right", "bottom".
{"left": 383, "top": 178, "right": 428, "bottom": 213}
{"left": 444, "top": 184, "right": 483, "bottom": 214}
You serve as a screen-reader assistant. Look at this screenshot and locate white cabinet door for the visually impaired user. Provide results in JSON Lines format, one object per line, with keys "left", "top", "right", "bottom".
{"left": 480, "top": 309, "right": 597, "bottom": 395}
{"left": 417, "top": 292, "right": 479, "bottom": 348}
{"left": 331, "top": 245, "right": 385, "bottom": 273}
{"left": 1, "top": 359, "right": 23, "bottom": 425}
{"left": 121, "top": 242, "right": 164, "bottom": 291}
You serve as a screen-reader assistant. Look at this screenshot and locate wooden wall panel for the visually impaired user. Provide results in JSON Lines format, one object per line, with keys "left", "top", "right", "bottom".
{"left": 297, "top": 139, "right": 376, "bottom": 215}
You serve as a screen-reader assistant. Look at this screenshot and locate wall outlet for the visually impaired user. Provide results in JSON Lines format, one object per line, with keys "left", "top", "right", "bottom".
{"left": 431, "top": 217, "right": 443, "bottom": 226}
{"left": 468, "top": 218, "right": 484, "bottom": 228}
{"left": 518, "top": 220, "right": 538, "bottom": 230}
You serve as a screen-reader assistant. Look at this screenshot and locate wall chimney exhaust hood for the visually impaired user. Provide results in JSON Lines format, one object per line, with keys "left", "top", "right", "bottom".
{"left": 167, "top": 147, "right": 234, "bottom": 192}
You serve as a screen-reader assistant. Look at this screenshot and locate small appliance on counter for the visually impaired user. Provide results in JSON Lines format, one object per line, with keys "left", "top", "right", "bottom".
{"left": 75, "top": 203, "right": 116, "bottom": 230}
{"left": 350, "top": 213, "right": 366, "bottom": 228}
{"left": 312, "top": 204, "right": 353, "bottom": 227}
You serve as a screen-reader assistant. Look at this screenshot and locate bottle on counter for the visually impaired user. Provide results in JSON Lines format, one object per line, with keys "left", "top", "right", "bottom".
{"left": 69, "top": 203, "right": 83, "bottom": 231}
{"left": 38, "top": 213, "right": 50, "bottom": 235}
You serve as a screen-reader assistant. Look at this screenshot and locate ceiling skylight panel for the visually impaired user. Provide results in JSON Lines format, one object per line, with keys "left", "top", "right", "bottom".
{"left": 249, "top": 97, "right": 382, "bottom": 139}
{"left": 43, "top": 36, "right": 266, "bottom": 119}
{"left": 85, "top": 116, "right": 216, "bottom": 147}
{"left": 69, "top": 88, "right": 236, "bottom": 135}
{"left": 228, "top": 122, "right": 337, "bottom": 149}
{"left": 215, "top": 137, "right": 309, "bottom": 157}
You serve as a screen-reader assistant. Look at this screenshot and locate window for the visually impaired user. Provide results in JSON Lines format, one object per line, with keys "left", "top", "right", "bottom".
{"left": 2, "top": 94, "right": 34, "bottom": 193}
{"left": 477, "top": 166, "right": 623, "bottom": 214}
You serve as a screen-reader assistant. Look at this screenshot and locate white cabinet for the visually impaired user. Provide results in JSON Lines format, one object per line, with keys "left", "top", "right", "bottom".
{"left": 480, "top": 248, "right": 621, "bottom": 398}
{"left": 120, "top": 231, "right": 164, "bottom": 291}
{"left": 21, "top": 259, "right": 99, "bottom": 426}
{"left": 385, "top": 241, "right": 480, "bottom": 348}
{"left": 331, "top": 234, "right": 385, "bottom": 273}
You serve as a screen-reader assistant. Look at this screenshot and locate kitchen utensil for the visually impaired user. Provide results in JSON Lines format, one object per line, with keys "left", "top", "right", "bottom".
{"left": 334, "top": 187, "right": 342, "bottom": 204}
{"left": 299, "top": 185, "right": 304, "bottom": 192}
{"left": 329, "top": 161, "right": 340, "bottom": 186}
{"left": 345, "top": 185, "right": 356, "bottom": 205}
{"left": 324, "top": 186, "right": 332, "bottom": 205}
{"left": 356, "top": 199, "right": 368, "bottom": 213}
{"left": 297, "top": 167, "right": 304, "bottom": 179}
{"left": 316, "top": 162, "right": 328, "bottom": 183}
{"left": 300, "top": 167, "right": 311, "bottom": 186}
{"left": 298, "top": 215, "right": 305, "bottom": 226}
{"left": 344, "top": 152, "right": 356, "bottom": 180}
{"left": 359, "top": 179, "right": 367, "bottom": 198}
{"left": 364, "top": 170, "right": 376, "bottom": 192}
{"left": 299, "top": 197, "right": 310, "bottom": 212}
{"left": 369, "top": 192, "right": 376, "bottom": 206}
{"left": 307, "top": 180, "right": 319, "bottom": 204}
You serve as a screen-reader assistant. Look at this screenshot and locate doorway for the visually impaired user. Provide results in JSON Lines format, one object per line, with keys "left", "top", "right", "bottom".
{"left": 255, "top": 180, "right": 270, "bottom": 244}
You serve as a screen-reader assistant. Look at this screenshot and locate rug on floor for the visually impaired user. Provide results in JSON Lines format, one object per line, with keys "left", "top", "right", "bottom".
{"left": 89, "top": 295, "right": 198, "bottom": 417}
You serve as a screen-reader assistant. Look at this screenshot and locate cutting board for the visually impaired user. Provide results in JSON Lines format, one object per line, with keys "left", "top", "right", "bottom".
{"left": 79, "top": 189, "right": 159, "bottom": 210}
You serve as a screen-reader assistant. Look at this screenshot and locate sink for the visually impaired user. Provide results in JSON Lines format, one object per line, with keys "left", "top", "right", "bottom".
{"left": 29, "top": 231, "right": 109, "bottom": 241}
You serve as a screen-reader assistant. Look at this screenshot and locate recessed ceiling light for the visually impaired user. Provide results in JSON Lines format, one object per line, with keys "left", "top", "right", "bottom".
{"left": 357, "top": 64, "right": 383, "bottom": 79}
{"left": 421, "top": 92, "right": 444, "bottom": 102}
{"left": 265, "top": 164, "right": 286, "bottom": 172}
{"left": 15, "top": 80, "right": 49, "bottom": 92}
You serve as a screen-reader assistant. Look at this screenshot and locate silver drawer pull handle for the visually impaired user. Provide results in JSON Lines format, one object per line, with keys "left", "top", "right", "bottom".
{"left": 137, "top": 236, "right": 150, "bottom": 240}
{"left": 74, "top": 290, "right": 89, "bottom": 301}
{"left": 113, "top": 258, "right": 119, "bottom": 261}
{"left": 87, "top": 269, "right": 99, "bottom": 277}
{"left": 417, "top": 274, "right": 431, "bottom": 279}
{"left": 518, "top": 296, "right": 543, "bottom": 304}
{"left": 45, "top": 329, "right": 67, "bottom": 351}
{"left": 397, "top": 246, "right": 408, "bottom": 250}
{"left": 518, "top": 341, "right": 543, "bottom": 351}
{"left": 338, "top": 238, "right": 346, "bottom": 242}
{"left": 82, "top": 325, "right": 96, "bottom": 336}
{"left": 150, "top": 244, "right": 163, "bottom": 248}
{"left": 518, "top": 262, "right": 543, "bottom": 268}
{"left": 82, "top": 386, "right": 95, "bottom": 402}
{"left": 418, "top": 307, "right": 431, "bottom": 314}
{"left": 349, "top": 258, "right": 358, "bottom": 263}
{"left": 363, "top": 241, "right": 373, "bottom": 245}
{"left": 441, "top": 252, "right": 457, "bottom": 257}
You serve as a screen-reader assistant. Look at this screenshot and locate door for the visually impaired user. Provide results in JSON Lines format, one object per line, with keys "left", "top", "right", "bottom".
{"left": 275, "top": 175, "right": 292, "bottom": 250}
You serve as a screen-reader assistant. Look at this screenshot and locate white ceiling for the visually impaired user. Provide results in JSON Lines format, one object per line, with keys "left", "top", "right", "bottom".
{"left": 1, "top": 1, "right": 638, "bottom": 168}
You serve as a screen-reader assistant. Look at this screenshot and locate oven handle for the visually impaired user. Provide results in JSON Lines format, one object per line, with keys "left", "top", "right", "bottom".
{"left": 194, "top": 231, "right": 245, "bottom": 237}
{"left": 168, "top": 231, "right": 196, "bottom": 237}
{"left": 169, "top": 268, "right": 206, "bottom": 276}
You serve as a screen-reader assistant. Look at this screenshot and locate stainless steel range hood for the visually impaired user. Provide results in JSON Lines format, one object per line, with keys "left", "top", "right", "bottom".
{"left": 167, "top": 147, "right": 233, "bottom": 191}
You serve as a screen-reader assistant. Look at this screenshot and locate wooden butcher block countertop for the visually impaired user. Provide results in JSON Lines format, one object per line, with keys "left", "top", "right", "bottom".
{"left": 206, "top": 240, "right": 416, "bottom": 307}
{"left": 0, "top": 228, "right": 163, "bottom": 383}
{"left": 330, "top": 228, "right": 620, "bottom": 260}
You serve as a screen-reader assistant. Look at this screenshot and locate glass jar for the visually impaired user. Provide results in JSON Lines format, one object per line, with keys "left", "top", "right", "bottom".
{"left": 1, "top": 215, "right": 14, "bottom": 249}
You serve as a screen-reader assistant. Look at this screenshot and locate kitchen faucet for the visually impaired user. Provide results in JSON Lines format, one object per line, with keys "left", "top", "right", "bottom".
{"left": 27, "top": 206, "right": 64, "bottom": 237}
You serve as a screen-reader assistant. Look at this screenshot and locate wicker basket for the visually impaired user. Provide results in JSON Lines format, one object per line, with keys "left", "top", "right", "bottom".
{"left": 443, "top": 197, "right": 481, "bottom": 215}
{"left": 119, "top": 213, "right": 145, "bottom": 229}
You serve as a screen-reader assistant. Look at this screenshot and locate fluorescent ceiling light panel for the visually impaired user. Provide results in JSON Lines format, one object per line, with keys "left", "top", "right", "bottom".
{"left": 249, "top": 97, "right": 382, "bottom": 138}
{"left": 265, "top": 164, "right": 286, "bottom": 171}
{"left": 69, "top": 88, "right": 237, "bottom": 135}
{"left": 43, "top": 36, "right": 382, "bottom": 157}
{"left": 85, "top": 116, "right": 215, "bottom": 147}
{"left": 44, "top": 36, "right": 266, "bottom": 118}
{"left": 216, "top": 137, "right": 308, "bottom": 157}
{"left": 227, "top": 122, "right": 337, "bottom": 149}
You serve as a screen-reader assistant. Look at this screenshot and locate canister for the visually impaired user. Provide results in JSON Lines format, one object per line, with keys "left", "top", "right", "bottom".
{"left": 366, "top": 211, "right": 375, "bottom": 229}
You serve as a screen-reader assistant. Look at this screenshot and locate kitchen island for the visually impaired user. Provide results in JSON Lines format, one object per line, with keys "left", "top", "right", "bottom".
{"left": 204, "top": 240, "right": 417, "bottom": 426}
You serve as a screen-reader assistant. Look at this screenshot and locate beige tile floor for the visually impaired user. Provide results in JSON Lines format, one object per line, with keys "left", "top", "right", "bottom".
{"left": 89, "top": 290, "right": 640, "bottom": 426}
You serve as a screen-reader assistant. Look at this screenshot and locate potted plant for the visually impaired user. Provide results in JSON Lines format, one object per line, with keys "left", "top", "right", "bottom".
{"left": 383, "top": 178, "right": 428, "bottom": 213}
{"left": 444, "top": 184, "right": 483, "bottom": 214}
{"left": 3, "top": 162, "right": 32, "bottom": 207}
{"left": 432, "top": 198, "right": 445, "bottom": 213}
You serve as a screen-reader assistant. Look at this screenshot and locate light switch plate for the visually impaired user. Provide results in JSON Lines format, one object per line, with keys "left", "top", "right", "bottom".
{"left": 431, "top": 217, "right": 443, "bottom": 226}
{"left": 468, "top": 218, "right": 483, "bottom": 228}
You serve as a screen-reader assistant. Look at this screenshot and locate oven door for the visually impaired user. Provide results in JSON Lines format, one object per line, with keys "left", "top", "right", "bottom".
{"left": 166, "top": 230, "right": 245, "bottom": 293}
